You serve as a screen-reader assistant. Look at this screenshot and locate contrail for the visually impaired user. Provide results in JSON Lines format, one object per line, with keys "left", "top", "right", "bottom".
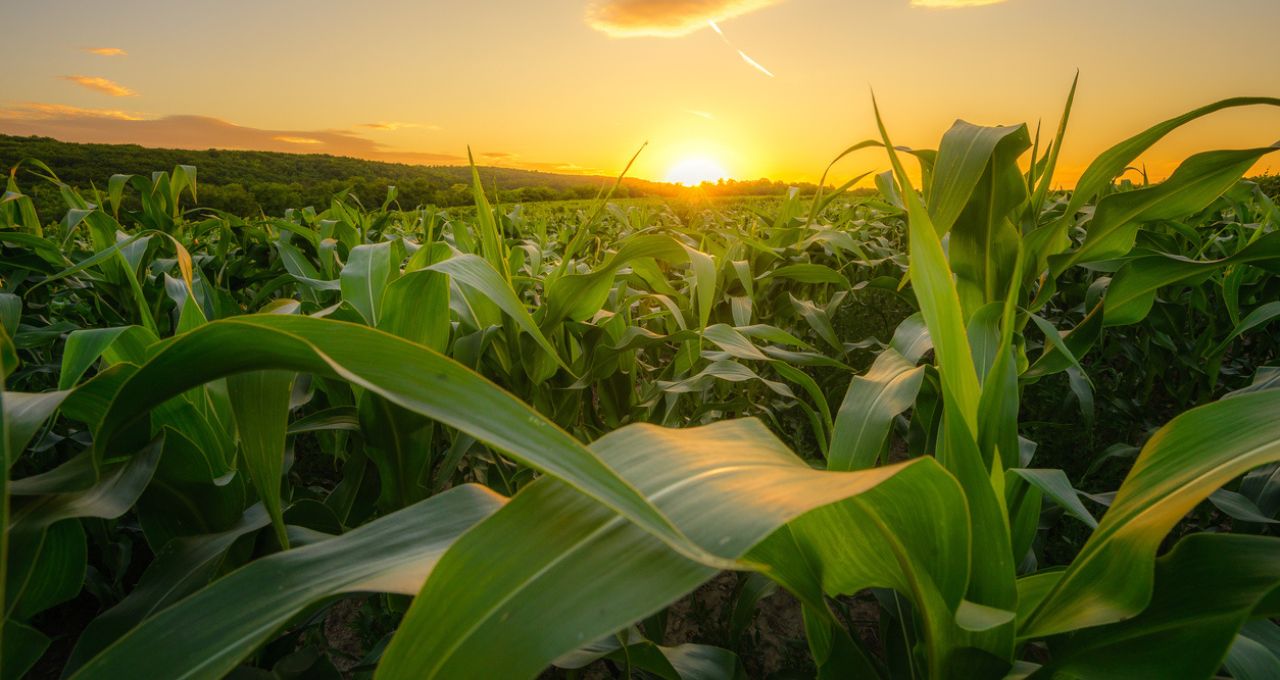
{"left": 708, "top": 20, "right": 775, "bottom": 78}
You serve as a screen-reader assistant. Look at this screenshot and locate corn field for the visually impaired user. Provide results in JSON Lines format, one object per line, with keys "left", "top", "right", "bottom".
{"left": 2, "top": 87, "right": 1280, "bottom": 679}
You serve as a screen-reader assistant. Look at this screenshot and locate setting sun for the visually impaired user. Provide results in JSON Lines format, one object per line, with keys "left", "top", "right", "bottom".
{"left": 664, "top": 156, "right": 730, "bottom": 186}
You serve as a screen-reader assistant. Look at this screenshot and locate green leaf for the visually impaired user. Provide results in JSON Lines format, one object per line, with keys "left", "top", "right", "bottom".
{"left": 1009, "top": 468, "right": 1097, "bottom": 529}
{"left": 89, "top": 315, "right": 708, "bottom": 565}
{"left": 379, "top": 269, "right": 451, "bottom": 352}
{"left": 378, "top": 419, "right": 969, "bottom": 679}
{"left": 1208, "top": 301, "right": 1280, "bottom": 358}
{"left": 1032, "top": 533, "right": 1280, "bottom": 679}
{"left": 340, "top": 240, "right": 404, "bottom": 326}
{"left": 4, "top": 391, "right": 70, "bottom": 467}
{"left": 7, "top": 437, "right": 163, "bottom": 622}
{"left": 762, "top": 263, "right": 850, "bottom": 287}
{"left": 428, "top": 253, "right": 570, "bottom": 373}
{"left": 227, "top": 370, "right": 294, "bottom": 548}
{"left": 63, "top": 506, "right": 272, "bottom": 673}
{"left": 1225, "top": 620, "right": 1280, "bottom": 680}
{"left": 873, "top": 96, "right": 1016, "bottom": 627}
{"left": 828, "top": 317, "right": 929, "bottom": 471}
{"left": 1053, "top": 145, "right": 1280, "bottom": 275}
{"left": 1065, "top": 97, "right": 1280, "bottom": 222}
{"left": 928, "top": 122, "right": 1029, "bottom": 316}
{"left": 555, "top": 628, "right": 741, "bottom": 680}
{"left": 69, "top": 485, "right": 505, "bottom": 679}
{"left": 58, "top": 326, "right": 158, "bottom": 390}
{"left": 1, "top": 620, "right": 49, "bottom": 680}
{"left": 1022, "top": 389, "right": 1280, "bottom": 637}
{"left": 543, "top": 234, "right": 688, "bottom": 325}
{"left": 1104, "top": 231, "right": 1280, "bottom": 327}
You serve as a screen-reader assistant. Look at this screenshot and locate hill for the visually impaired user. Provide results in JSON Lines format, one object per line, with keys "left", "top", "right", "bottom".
{"left": 0, "top": 135, "right": 814, "bottom": 218}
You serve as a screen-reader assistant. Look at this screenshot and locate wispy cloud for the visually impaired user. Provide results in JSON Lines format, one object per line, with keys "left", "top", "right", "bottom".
{"left": 359, "top": 121, "right": 441, "bottom": 131}
{"left": 0, "top": 108, "right": 464, "bottom": 164}
{"left": 61, "top": 75, "right": 136, "bottom": 97}
{"left": 586, "top": 0, "right": 783, "bottom": 38}
{"left": 273, "top": 135, "right": 323, "bottom": 145}
{"left": 910, "top": 0, "right": 1009, "bottom": 7}
{"left": 0, "top": 102, "right": 142, "bottom": 121}
{"left": 686, "top": 109, "right": 714, "bottom": 119}
{"left": 83, "top": 47, "right": 127, "bottom": 57}
{"left": 473, "top": 152, "right": 598, "bottom": 174}
{"left": 708, "top": 19, "right": 773, "bottom": 77}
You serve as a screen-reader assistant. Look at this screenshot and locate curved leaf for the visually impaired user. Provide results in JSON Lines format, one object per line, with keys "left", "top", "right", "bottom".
{"left": 71, "top": 484, "right": 505, "bottom": 679}
{"left": 1022, "top": 389, "right": 1280, "bottom": 637}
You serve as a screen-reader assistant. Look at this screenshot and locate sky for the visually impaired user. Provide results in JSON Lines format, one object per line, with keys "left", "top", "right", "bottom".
{"left": 1, "top": 0, "right": 1278, "bottom": 186}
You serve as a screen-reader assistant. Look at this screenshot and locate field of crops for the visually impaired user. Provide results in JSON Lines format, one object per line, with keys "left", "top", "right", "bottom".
{"left": 3, "top": 91, "right": 1280, "bottom": 679}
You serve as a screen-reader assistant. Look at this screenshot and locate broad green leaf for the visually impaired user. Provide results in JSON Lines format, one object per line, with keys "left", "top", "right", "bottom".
{"left": 928, "top": 121, "right": 1029, "bottom": 237}
{"left": 555, "top": 628, "right": 741, "bottom": 680}
{"left": 378, "top": 419, "right": 968, "bottom": 679}
{"left": 873, "top": 96, "right": 1016, "bottom": 624}
{"left": 1053, "top": 146, "right": 1280, "bottom": 275}
{"left": 63, "top": 506, "right": 272, "bottom": 673}
{"left": 1225, "top": 621, "right": 1280, "bottom": 680}
{"left": 88, "top": 315, "right": 709, "bottom": 565}
{"left": 828, "top": 344, "right": 926, "bottom": 471}
{"left": 1207, "top": 489, "right": 1278, "bottom": 525}
{"left": 1009, "top": 468, "right": 1097, "bottom": 529}
{"left": 929, "top": 122, "right": 1029, "bottom": 316}
{"left": 1104, "top": 231, "right": 1280, "bottom": 326}
{"left": 1, "top": 620, "right": 48, "bottom": 680}
{"left": 70, "top": 484, "right": 505, "bottom": 679}
{"left": 339, "top": 240, "right": 404, "bottom": 326}
{"left": 7, "top": 437, "right": 162, "bottom": 623}
{"left": 657, "top": 360, "right": 795, "bottom": 399}
{"left": 58, "top": 326, "right": 158, "bottom": 390}
{"left": 227, "top": 370, "right": 294, "bottom": 548}
{"left": 543, "top": 234, "right": 687, "bottom": 325}
{"left": 358, "top": 392, "right": 434, "bottom": 510}
{"left": 1208, "top": 300, "right": 1280, "bottom": 357}
{"left": 4, "top": 391, "right": 70, "bottom": 467}
{"left": 1032, "top": 533, "right": 1280, "bottom": 679}
{"left": 762, "top": 263, "right": 849, "bottom": 287}
{"left": 1022, "top": 389, "right": 1280, "bottom": 637}
{"left": 379, "top": 269, "right": 451, "bottom": 352}
{"left": 1064, "top": 97, "right": 1280, "bottom": 222}
{"left": 429, "top": 253, "right": 570, "bottom": 373}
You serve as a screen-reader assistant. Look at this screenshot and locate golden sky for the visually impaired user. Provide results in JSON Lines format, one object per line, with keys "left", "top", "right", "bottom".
{"left": 1, "top": 0, "right": 1278, "bottom": 186}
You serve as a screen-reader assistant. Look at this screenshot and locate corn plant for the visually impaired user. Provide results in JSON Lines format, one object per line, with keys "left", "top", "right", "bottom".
{"left": 2, "top": 85, "right": 1279, "bottom": 679}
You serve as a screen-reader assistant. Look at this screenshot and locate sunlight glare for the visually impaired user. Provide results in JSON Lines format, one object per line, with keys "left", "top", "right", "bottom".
{"left": 664, "top": 156, "right": 730, "bottom": 186}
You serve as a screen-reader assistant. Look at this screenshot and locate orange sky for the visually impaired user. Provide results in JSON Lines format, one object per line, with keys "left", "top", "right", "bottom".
{"left": 1, "top": 0, "right": 1278, "bottom": 186}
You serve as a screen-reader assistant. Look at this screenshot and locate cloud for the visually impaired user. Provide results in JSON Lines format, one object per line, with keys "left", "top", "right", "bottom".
{"left": 470, "top": 151, "right": 599, "bottom": 174}
{"left": 686, "top": 109, "right": 714, "bottom": 119}
{"left": 273, "top": 135, "right": 323, "bottom": 145}
{"left": 586, "top": 0, "right": 783, "bottom": 38}
{"left": 359, "top": 121, "right": 441, "bottom": 131}
{"left": 0, "top": 108, "right": 464, "bottom": 164}
{"left": 0, "top": 102, "right": 142, "bottom": 121}
{"left": 61, "top": 75, "right": 136, "bottom": 97}
{"left": 84, "top": 47, "right": 127, "bottom": 57}
{"left": 910, "top": 0, "right": 1008, "bottom": 7}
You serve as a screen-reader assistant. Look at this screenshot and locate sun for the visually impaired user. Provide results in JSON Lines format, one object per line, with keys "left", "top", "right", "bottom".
{"left": 664, "top": 156, "right": 730, "bottom": 186}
